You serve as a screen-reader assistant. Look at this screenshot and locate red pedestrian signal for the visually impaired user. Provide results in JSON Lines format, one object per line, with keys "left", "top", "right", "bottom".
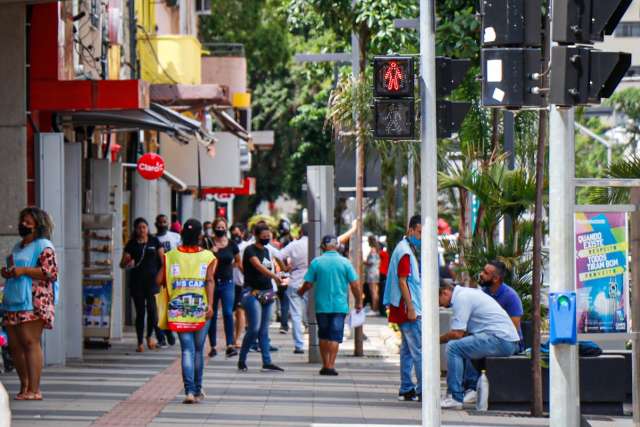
{"left": 373, "top": 56, "right": 414, "bottom": 98}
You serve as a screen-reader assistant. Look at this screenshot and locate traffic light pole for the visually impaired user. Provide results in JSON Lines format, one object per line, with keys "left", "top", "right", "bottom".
{"left": 419, "top": 0, "right": 441, "bottom": 425}
{"left": 548, "top": 105, "right": 580, "bottom": 427}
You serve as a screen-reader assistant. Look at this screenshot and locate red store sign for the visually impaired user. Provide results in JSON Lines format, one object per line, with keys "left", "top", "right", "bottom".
{"left": 137, "top": 153, "right": 165, "bottom": 180}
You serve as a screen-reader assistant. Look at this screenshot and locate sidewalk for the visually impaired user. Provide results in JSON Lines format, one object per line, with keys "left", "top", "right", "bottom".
{"left": 3, "top": 316, "right": 634, "bottom": 426}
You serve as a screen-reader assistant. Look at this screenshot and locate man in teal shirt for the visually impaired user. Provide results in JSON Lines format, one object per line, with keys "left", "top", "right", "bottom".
{"left": 299, "top": 235, "right": 362, "bottom": 376}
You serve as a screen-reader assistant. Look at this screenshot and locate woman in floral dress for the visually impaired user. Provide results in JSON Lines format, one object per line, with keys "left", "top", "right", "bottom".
{"left": 1, "top": 207, "right": 57, "bottom": 401}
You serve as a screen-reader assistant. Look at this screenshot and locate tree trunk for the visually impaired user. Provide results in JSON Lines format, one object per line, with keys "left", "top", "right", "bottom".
{"left": 531, "top": 108, "right": 547, "bottom": 417}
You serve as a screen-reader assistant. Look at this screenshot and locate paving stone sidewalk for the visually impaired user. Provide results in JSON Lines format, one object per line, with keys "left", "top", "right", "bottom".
{"left": 3, "top": 316, "right": 634, "bottom": 426}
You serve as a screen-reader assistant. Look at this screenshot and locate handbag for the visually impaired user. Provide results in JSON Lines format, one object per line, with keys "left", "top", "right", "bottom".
{"left": 254, "top": 289, "right": 277, "bottom": 305}
{"left": 155, "top": 286, "right": 169, "bottom": 330}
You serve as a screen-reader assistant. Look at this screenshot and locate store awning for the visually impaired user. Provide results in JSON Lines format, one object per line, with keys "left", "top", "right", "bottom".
{"left": 56, "top": 103, "right": 215, "bottom": 146}
{"left": 212, "top": 109, "right": 251, "bottom": 142}
{"left": 150, "top": 84, "right": 230, "bottom": 107}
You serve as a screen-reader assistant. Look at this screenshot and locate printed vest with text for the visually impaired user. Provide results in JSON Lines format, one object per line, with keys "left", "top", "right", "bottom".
{"left": 164, "top": 249, "right": 215, "bottom": 332}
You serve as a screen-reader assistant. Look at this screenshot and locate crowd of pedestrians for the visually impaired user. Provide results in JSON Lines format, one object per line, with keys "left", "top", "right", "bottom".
{"left": 0, "top": 205, "right": 526, "bottom": 409}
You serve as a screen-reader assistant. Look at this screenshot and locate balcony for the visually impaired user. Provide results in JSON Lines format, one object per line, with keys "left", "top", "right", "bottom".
{"left": 201, "top": 43, "right": 247, "bottom": 97}
{"left": 138, "top": 35, "right": 202, "bottom": 85}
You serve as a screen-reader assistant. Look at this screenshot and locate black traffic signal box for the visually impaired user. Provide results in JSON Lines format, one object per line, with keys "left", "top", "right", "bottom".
{"left": 373, "top": 56, "right": 415, "bottom": 139}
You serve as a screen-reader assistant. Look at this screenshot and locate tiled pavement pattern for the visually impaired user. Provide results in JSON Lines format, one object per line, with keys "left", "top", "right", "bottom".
{"left": 3, "top": 316, "right": 635, "bottom": 426}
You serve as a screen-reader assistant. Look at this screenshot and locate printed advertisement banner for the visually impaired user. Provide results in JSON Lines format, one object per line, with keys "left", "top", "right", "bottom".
{"left": 83, "top": 279, "right": 113, "bottom": 332}
{"left": 575, "top": 212, "right": 629, "bottom": 333}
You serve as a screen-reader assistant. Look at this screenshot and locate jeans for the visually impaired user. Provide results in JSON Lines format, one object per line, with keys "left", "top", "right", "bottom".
{"left": 208, "top": 279, "right": 235, "bottom": 348}
{"left": 132, "top": 294, "right": 160, "bottom": 345}
{"left": 278, "top": 286, "right": 290, "bottom": 329}
{"left": 178, "top": 320, "right": 210, "bottom": 396}
{"left": 286, "top": 286, "right": 307, "bottom": 350}
{"left": 239, "top": 293, "right": 274, "bottom": 365}
{"left": 446, "top": 332, "right": 519, "bottom": 402}
{"left": 399, "top": 320, "right": 422, "bottom": 394}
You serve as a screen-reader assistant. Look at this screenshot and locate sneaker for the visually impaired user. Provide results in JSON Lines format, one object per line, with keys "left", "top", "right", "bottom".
{"left": 249, "top": 345, "right": 260, "bottom": 352}
{"left": 463, "top": 389, "right": 477, "bottom": 404}
{"left": 441, "top": 396, "right": 463, "bottom": 410}
{"left": 269, "top": 345, "right": 279, "bottom": 352}
{"left": 237, "top": 361, "right": 248, "bottom": 372}
{"left": 261, "top": 363, "right": 284, "bottom": 372}
{"left": 319, "top": 367, "right": 338, "bottom": 376}
{"left": 293, "top": 348, "right": 304, "bottom": 354}
{"left": 208, "top": 349, "right": 217, "bottom": 358}
{"left": 226, "top": 347, "right": 238, "bottom": 357}
{"left": 194, "top": 392, "right": 206, "bottom": 402}
{"left": 398, "top": 390, "right": 417, "bottom": 401}
{"left": 183, "top": 393, "right": 196, "bottom": 404}
{"left": 158, "top": 342, "right": 168, "bottom": 349}
{"left": 279, "top": 327, "right": 288, "bottom": 334}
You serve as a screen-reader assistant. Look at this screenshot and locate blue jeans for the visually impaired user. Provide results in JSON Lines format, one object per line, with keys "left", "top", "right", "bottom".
{"left": 208, "top": 279, "right": 235, "bottom": 348}
{"left": 239, "top": 293, "right": 274, "bottom": 365}
{"left": 279, "top": 287, "right": 290, "bottom": 329}
{"left": 178, "top": 320, "right": 210, "bottom": 396}
{"left": 286, "top": 286, "right": 307, "bottom": 350}
{"left": 399, "top": 320, "right": 422, "bottom": 394}
{"left": 446, "top": 332, "right": 519, "bottom": 402}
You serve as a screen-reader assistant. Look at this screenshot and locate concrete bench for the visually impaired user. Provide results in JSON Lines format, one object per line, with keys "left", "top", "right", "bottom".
{"left": 483, "top": 354, "right": 626, "bottom": 415}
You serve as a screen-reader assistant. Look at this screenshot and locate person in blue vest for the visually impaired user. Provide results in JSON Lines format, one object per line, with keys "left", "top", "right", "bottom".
{"left": 1, "top": 207, "right": 58, "bottom": 401}
{"left": 383, "top": 214, "right": 422, "bottom": 402}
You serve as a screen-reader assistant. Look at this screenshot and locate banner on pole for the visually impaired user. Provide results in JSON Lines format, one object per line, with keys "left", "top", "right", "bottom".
{"left": 575, "top": 212, "right": 629, "bottom": 333}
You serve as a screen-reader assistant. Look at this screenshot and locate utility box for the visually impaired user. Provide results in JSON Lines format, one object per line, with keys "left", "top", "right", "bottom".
{"left": 549, "top": 292, "right": 577, "bottom": 345}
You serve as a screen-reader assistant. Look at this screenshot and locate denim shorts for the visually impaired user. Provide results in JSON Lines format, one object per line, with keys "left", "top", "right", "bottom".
{"left": 316, "top": 313, "right": 347, "bottom": 343}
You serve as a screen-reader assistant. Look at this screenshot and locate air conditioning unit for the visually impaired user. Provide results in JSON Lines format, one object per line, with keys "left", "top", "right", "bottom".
{"left": 196, "top": 0, "right": 212, "bottom": 15}
{"left": 239, "top": 141, "right": 251, "bottom": 172}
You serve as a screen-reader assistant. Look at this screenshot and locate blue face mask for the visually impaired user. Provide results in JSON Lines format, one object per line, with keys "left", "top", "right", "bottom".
{"left": 407, "top": 236, "right": 421, "bottom": 251}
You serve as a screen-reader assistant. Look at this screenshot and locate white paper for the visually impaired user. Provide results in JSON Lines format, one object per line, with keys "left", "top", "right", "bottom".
{"left": 486, "top": 59, "right": 503, "bottom": 83}
{"left": 347, "top": 309, "right": 366, "bottom": 329}
{"left": 492, "top": 88, "right": 506, "bottom": 102}
{"left": 484, "top": 27, "right": 497, "bottom": 43}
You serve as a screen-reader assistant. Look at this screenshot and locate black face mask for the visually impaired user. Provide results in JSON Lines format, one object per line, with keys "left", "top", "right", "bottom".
{"left": 259, "top": 238, "right": 271, "bottom": 246}
{"left": 156, "top": 225, "right": 168, "bottom": 235}
{"left": 18, "top": 224, "right": 33, "bottom": 237}
{"left": 214, "top": 229, "right": 226, "bottom": 238}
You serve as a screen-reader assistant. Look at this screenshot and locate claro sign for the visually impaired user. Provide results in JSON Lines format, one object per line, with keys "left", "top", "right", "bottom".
{"left": 136, "top": 153, "right": 165, "bottom": 180}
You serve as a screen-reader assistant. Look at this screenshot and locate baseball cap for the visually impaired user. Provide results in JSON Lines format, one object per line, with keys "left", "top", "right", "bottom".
{"left": 321, "top": 235, "right": 338, "bottom": 247}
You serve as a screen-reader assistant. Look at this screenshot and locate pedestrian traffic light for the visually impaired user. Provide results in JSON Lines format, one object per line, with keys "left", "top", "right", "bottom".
{"left": 373, "top": 56, "right": 414, "bottom": 98}
{"left": 480, "top": 0, "right": 541, "bottom": 47}
{"left": 552, "top": 0, "right": 633, "bottom": 44}
{"left": 373, "top": 56, "right": 415, "bottom": 139}
{"left": 436, "top": 57, "right": 472, "bottom": 138}
{"left": 480, "top": 0, "right": 544, "bottom": 109}
{"left": 549, "top": 0, "right": 632, "bottom": 106}
{"left": 549, "top": 47, "right": 631, "bottom": 106}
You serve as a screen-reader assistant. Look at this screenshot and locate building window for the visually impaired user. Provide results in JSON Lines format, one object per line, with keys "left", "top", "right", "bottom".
{"left": 614, "top": 22, "right": 640, "bottom": 37}
{"left": 196, "top": 0, "right": 212, "bottom": 15}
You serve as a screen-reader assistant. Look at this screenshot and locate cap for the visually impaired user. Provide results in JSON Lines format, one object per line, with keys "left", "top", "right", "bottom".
{"left": 321, "top": 235, "right": 338, "bottom": 247}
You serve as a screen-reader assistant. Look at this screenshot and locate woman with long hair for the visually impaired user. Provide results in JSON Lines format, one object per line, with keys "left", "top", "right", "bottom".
{"left": 365, "top": 236, "right": 381, "bottom": 314}
{"left": 206, "top": 217, "right": 241, "bottom": 358}
{"left": 120, "top": 218, "right": 164, "bottom": 352}
{"left": 157, "top": 219, "right": 216, "bottom": 403}
{"left": 1, "top": 207, "right": 58, "bottom": 400}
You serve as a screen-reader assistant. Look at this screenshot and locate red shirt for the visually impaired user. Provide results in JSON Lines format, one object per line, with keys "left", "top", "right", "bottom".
{"left": 388, "top": 255, "right": 412, "bottom": 324}
{"left": 379, "top": 249, "right": 390, "bottom": 275}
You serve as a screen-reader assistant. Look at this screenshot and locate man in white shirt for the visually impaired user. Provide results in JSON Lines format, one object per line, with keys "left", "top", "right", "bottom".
{"left": 155, "top": 214, "right": 181, "bottom": 347}
{"left": 272, "top": 224, "right": 309, "bottom": 354}
{"left": 438, "top": 282, "right": 520, "bottom": 409}
{"left": 155, "top": 214, "right": 181, "bottom": 252}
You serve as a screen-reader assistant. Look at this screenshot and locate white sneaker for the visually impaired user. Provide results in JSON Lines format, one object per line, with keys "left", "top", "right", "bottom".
{"left": 441, "top": 396, "right": 463, "bottom": 410}
{"left": 463, "top": 390, "right": 477, "bottom": 404}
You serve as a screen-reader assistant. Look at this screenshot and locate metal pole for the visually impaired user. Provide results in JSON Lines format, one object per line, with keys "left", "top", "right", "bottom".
{"left": 420, "top": 0, "right": 440, "bottom": 425}
{"left": 351, "top": 0, "right": 364, "bottom": 357}
{"left": 407, "top": 151, "right": 415, "bottom": 223}
{"left": 548, "top": 106, "right": 580, "bottom": 427}
{"left": 503, "top": 110, "right": 515, "bottom": 240}
{"left": 629, "top": 188, "right": 640, "bottom": 427}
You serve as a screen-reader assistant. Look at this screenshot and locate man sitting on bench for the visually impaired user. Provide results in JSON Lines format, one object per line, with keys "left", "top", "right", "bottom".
{"left": 438, "top": 282, "right": 520, "bottom": 410}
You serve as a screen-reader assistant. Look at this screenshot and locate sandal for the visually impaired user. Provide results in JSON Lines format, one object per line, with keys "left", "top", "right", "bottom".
{"left": 14, "top": 392, "right": 27, "bottom": 401}
{"left": 24, "top": 392, "right": 42, "bottom": 401}
{"left": 136, "top": 344, "right": 144, "bottom": 353}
